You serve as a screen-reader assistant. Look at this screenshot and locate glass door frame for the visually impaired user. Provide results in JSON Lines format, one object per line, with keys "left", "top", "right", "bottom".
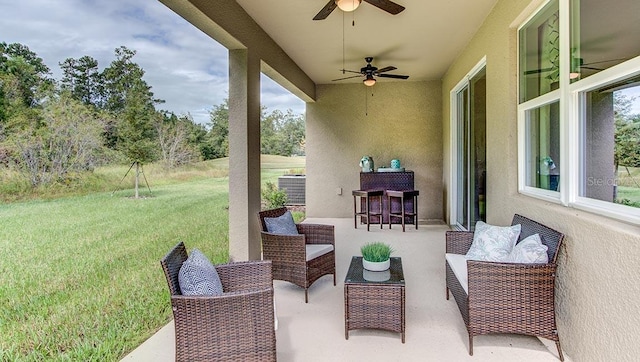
{"left": 449, "top": 57, "right": 487, "bottom": 230}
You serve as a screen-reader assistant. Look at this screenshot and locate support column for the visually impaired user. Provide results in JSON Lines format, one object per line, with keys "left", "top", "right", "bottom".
{"left": 228, "top": 49, "right": 262, "bottom": 261}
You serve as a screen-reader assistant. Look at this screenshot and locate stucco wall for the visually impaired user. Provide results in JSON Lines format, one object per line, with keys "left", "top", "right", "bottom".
{"left": 306, "top": 81, "right": 443, "bottom": 221}
{"left": 441, "top": 0, "right": 640, "bottom": 360}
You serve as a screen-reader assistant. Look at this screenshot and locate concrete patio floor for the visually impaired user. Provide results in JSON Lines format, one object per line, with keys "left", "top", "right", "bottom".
{"left": 122, "top": 217, "right": 569, "bottom": 362}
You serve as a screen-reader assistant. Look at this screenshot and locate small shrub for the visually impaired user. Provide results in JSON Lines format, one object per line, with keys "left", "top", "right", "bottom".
{"left": 262, "top": 181, "right": 288, "bottom": 209}
{"left": 360, "top": 242, "right": 394, "bottom": 262}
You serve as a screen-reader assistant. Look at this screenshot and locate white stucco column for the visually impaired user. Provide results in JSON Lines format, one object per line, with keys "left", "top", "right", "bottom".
{"left": 228, "top": 48, "right": 262, "bottom": 261}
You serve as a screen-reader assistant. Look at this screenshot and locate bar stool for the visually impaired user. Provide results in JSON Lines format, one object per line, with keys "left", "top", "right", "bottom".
{"left": 352, "top": 190, "right": 384, "bottom": 231}
{"left": 387, "top": 190, "right": 419, "bottom": 232}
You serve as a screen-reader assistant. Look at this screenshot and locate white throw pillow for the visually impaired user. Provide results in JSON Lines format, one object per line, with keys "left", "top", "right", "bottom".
{"left": 505, "top": 233, "right": 549, "bottom": 264}
{"left": 465, "top": 221, "right": 521, "bottom": 262}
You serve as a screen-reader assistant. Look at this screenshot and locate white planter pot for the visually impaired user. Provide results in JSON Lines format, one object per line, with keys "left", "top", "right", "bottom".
{"left": 363, "top": 269, "right": 391, "bottom": 282}
{"left": 362, "top": 258, "right": 390, "bottom": 271}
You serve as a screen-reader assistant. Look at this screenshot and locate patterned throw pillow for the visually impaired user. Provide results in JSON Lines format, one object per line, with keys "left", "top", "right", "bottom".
{"left": 505, "top": 233, "right": 549, "bottom": 263}
{"left": 465, "top": 221, "right": 521, "bottom": 262}
{"left": 178, "top": 248, "right": 224, "bottom": 296}
{"left": 264, "top": 210, "right": 299, "bottom": 235}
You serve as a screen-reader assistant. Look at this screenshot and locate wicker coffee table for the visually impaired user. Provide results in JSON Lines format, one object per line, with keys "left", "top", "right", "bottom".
{"left": 344, "top": 256, "right": 405, "bottom": 343}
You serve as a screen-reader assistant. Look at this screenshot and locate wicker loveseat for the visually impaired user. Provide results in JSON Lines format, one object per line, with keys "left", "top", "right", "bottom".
{"left": 160, "top": 242, "right": 276, "bottom": 361}
{"left": 445, "top": 214, "right": 565, "bottom": 360}
{"left": 258, "top": 207, "right": 336, "bottom": 303}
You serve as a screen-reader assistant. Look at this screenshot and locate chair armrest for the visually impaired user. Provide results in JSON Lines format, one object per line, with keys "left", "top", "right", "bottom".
{"left": 297, "top": 224, "right": 335, "bottom": 245}
{"left": 467, "top": 261, "right": 557, "bottom": 302}
{"left": 446, "top": 231, "right": 474, "bottom": 254}
{"left": 260, "top": 231, "right": 307, "bottom": 265}
{"left": 216, "top": 260, "right": 273, "bottom": 292}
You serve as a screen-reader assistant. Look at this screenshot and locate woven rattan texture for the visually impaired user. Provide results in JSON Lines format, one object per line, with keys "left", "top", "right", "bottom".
{"left": 258, "top": 207, "right": 336, "bottom": 303}
{"left": 359, "top": 171, "right": 415, "bottom": 224}
{"left": 445, "top": 214, "right": 565, "bottom": 361}
{"left": 160, "top": 242, "right": 277, "bottom": 361}
{"left": 344, "top": 257, "right": 406, "bottom": 343}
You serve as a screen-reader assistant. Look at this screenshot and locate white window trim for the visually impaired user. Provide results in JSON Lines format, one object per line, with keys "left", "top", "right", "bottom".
{"left": 517, "top": 0, "right": 561, "bottom": 203}
{"left": 517, "top": 97, "right": 562, "bottom": 202}
{"left": 517, "top": 0, "right": 640, "bottom": 225}
{"left": 569, "top": 57, "right": 640, "bottom": 224}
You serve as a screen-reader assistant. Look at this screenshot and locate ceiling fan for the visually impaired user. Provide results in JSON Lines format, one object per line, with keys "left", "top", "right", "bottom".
{"left": 332, "top": 57, "right": 409, "bottom": 86}
{"left": 313, "top": 0, "right": 405, "bottom": 20}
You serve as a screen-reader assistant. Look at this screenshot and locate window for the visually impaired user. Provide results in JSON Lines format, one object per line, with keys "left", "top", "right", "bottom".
{"left": 580, "top": 76, "right": 640, "bottom": 209}
{"left": 569, "top": 0, "right": 640, "bottom": 83}
{"left": 525, "top": 102, "right": 560, "bottom": 192}
{"left": 518, "top": 0, "right": 640, "bottom": 223}
{"left": 519, "top": 0, "right": 559, "bottom": 103}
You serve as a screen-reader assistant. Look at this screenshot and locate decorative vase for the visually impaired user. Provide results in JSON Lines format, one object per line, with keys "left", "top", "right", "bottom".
{"left": 391, "top": 159, "right": 401, "bottom": 169}
{"left": 362, "top": 258, "right": 390, "bottom": 271}
{"left": 359, "top": 156, "right": 374, "bottom": 172}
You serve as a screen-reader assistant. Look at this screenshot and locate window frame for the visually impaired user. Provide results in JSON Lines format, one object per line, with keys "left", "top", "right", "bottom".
{"left": 517, "top": 0, "right": 640, "bottom": 225}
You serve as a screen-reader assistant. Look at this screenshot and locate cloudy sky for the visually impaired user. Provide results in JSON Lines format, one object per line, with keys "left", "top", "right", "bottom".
{"left": 0, "top": 0, "right": 305, "bottom": 125}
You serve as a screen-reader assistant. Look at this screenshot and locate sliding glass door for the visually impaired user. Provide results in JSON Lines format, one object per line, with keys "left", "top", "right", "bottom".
{"left": 453, "top": 66, "right": 486, "bottom": 230}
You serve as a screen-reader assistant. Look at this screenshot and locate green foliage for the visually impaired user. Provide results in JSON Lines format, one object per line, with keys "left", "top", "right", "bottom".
{"left": 156, "top": 112, "right": 203, "bottom": 168}
{"left": 1, "top": 41, "right": 304, "bottom": 194}
{"left": 360, "top": 242, "right": 394, "bottom": 262}
{"left": 614, "top": 93, "right": 640, "bottom": 168}
{"left": 4, "top": 91, "right": 106, "bottom": 186}
{"left": 0, "top": 42, "right": 54, "bottom": 111}
{"left": 59, "top": 55, "right": 103, "bottom": 108}
{"left": 261, "top": 108, "right": 306, "bottom": 156}
{"left": 206, "top": 99, "right": 230, "bottom": 159}
{"left": 262, "top": 181, "right": 288, "bottom": 209}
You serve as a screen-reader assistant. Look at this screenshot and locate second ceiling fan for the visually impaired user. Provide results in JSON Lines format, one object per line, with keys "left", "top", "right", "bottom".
{"left": 313, "top": 0, "right": 405, "bottom": 20}
{"left": 333, "top": 57, "right": 409, "bottom": 86}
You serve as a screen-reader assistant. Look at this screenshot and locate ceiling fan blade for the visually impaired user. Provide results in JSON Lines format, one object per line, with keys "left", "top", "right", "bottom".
{"left": 313, "top": 0, "right": 337, "bottom": 20}
{"left": 378, "top": 73, "right": 409, "bottom": 79}
{"left": 581, "top": 57, "right": 628, "bottom": 66}
{"left": 340, "top": 69, "right": 363, "bottom": 75}
{"left": 363, "top": 0, "right": 405, "bottom": 15}
{"left": 332, "top": 75, "right": 363, "bottom": 81}
{"left": 376, "top": 66, "right": 397, "bottom": 74}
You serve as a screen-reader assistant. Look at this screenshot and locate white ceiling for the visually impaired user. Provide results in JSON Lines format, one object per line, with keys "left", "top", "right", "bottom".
{"left": 235, "top": 0, "right": 498, "bottom": 85}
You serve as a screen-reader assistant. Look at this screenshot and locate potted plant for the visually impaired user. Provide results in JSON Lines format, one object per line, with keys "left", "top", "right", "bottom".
{"left": 361, "top": 242, "right": 394, "bottom": 271}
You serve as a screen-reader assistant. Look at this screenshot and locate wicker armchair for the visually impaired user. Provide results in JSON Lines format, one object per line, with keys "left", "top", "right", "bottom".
{"left": 160, "top": 242, "right": 276, "bottom": 362}
{"left": 445, "top": 214, "right": 565, "bottom": 361}
{"left": 258, "top": 207, "right": 336, "bottom": 303}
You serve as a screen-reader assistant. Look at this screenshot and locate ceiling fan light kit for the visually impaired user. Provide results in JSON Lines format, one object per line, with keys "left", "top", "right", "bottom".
{"left": 332, "top": 57, "right": 409, "bottom": 87}
{"left": 363, "top": 74, "right": 376, "bottom": 86}
{"left": 335, "top": 0, "right": 361, "bottom": 12}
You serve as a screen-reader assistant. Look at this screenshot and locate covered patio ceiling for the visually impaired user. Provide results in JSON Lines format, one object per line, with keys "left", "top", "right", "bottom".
{"left": 235, "top": 0, "right": 499, "bottom": 84}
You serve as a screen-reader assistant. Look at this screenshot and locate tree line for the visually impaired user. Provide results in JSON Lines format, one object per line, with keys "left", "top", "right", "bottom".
{"left": 0, "top": 42, "right": 305, "bottom": 189}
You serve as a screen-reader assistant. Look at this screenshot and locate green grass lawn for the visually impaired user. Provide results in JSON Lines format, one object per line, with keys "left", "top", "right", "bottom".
{"left": 0, "top": 155, "right": 304, "bottom": 361}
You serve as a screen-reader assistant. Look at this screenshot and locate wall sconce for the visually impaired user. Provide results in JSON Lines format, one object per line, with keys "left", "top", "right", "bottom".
{"left": 363, "top": 74, "right": 376, "bottom": 87}
{"left": 335, "top": 0, "right": 361, "bottom": 12}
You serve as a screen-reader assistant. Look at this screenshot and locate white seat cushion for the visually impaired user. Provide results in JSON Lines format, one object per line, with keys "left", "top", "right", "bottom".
{"left": 445, "top": 253, "right": 468, "bottom": 295}
{"left": 305, "top": 244, "right": 334, "bottom": 261}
